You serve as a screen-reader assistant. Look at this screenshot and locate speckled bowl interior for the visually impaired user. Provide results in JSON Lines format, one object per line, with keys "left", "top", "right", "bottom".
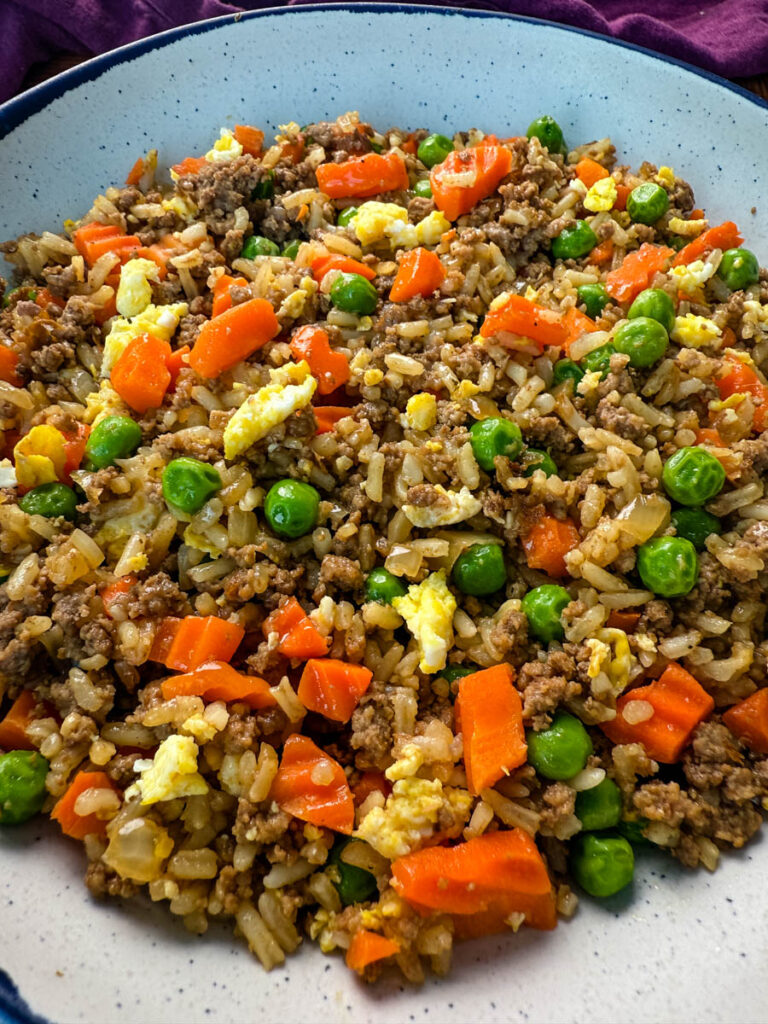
{"left": 1, "top": 7, "right": 767, "bottom": 1023}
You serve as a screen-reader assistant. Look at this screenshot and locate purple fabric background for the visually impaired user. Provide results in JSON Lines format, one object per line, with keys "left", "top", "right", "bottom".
{"left": 2, "top": 0, "right": 768, "bottom": 105}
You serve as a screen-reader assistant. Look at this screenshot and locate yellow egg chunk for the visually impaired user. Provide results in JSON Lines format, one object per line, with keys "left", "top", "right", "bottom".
{"left": 671, "top": 314, "right": 722, "bottom": 348}
{"left": 13, "top": 425, "right": 67, "bottom": 489}
{"left": 127, "top": 735, "right": 208, "bottom": 806}
{"left": 101, "top": 302, "right": 188, "bottom": 376}
{"left": 584, "top": 177, "right": 617, "bottom": 213}
{"left": 351, "top": 201, "right": 450, "bottom": 250}
{"left": 223, "top": 360, "right": 317, "bottom": 461}
{"left": 116, "top": 258, "right": 160, "bottom": 318}
{"left": 392, "top": 570, "right": 456, "bottom": 673}
{"left": 205, "top": 127, "right": 243, "bottom": 164}
{"left": 401, "top": 484, "right": 482, "bottom": 528}
{"left": 403, "top": 393, "right": 438, "bottom": 431}
{"left": 669, "top": 259, "right": 716, "bottom": 296}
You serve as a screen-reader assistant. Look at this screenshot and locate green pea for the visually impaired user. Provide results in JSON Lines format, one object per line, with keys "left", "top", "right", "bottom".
{"left": 469, "top": 417, "right": 524, "bottom": 472}
{"left": 617, "top": 816, "right": 650, "bottom": 845}
{"left": 282, "top": 240, "right": 301, "bottom": 260}
{"left": 671, "top": 507, "right": 721, "bottom": 550}
{"left": 718, "top": 248, "right": 760, "bottom": 292}
{"left": 526, "top": 712, "right": 593, "bottom": 781}
{"left": 551, "top": 220, "right": 598, "bottom": 262}
{"left": 662, "top": 446, "right": 726, "bottom": 506}
{"left": 417, "top": 133, "right": 454, "bottom": 168}
{"left": 85, "top": 414, "right": 142, "bottom": 469}
{"left": 580, "top": 342, "right": 615, "bottom": 379}
{"left": 626, "top": 182, "right": 669, "bottom": 225}
{"left": 337, "top": 207, "right": 359, "bottom": 228}
{"left": 438, "top": 665, "right": 478, "bottom": 684}
{"left": 526, "top": 115, "right": 566, "bottom": 155}
{"left": 413, "top": 179, "right": 433, "bottom": 199}
{"left": 329, "top": 839, "right": 378, "bottom": 906}
{"left": 19, "top": 482, "right": 77, "bottom": 521}
{"left": 613, "top": 317, "right": 669, "bottom": 369}
{"left": 551, "top": 358, "right": 584, "bottom": 392}
{"left": 365, "top": 567, "right": 406, "bottom": 604}
{"left": 627, "top": 288, "right": 676, "bottom": 334}
{"left": 329, "top": 273, "right": 378, "bottom": 315}
{"left": 521, "top": 584, "right": 570, "bottom": 644}
{"left": 668, "top": 235, "right": 688, "bottom": 252}
{"left": 636, "top": 536, "right": 699, "bottom": 598}
{"left": 252, "top": 171, "right": 275, "bottom": 200}
{"left": 452, "top": 543, "right": 507, "bottom": 596}
{"left": 161, "top": 457, "right": 222, "bottom": 515}
{"left": 264, "top": 479, "right": 319, "bottom": 539}
{"left": 0, "top": 750, "right": 49, "bottom": 825}
{"left": 575, "top": 778, "right": 622, "bottom": 831}
{"left": 521, "top": 448, "right": 558, "bottom": 477}
{"left": 570, "top": 832, "right": 634, "bottom": 898}
{"left": 577, "top": 283, "right": 610, "bottom": 320}
{"left": 241, "top": 235, "right": 280, "bottom": 259}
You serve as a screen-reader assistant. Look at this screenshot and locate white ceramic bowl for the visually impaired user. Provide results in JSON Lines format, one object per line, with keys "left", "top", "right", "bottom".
{"left": 1, "top": 7, "right": 767, "bottom": 1023}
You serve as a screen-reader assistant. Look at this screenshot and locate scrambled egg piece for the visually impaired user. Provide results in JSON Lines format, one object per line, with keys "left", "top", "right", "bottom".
{"left": 0, "top": 459, "right": 16, "bottom": 489}
{"left": 667, "top": 216, "right": 708, "bottom": 238}
{"left": 670, "top": 259, "right": 716, "bottom": 296}
{"left": 205, "top": 127, "right": 243, "bottom": 164}
{"left": 350, "top": 202, "right": 450, "bottom": 249}
{"left": 356, "top": 778, "right": 471, "bottom": 859}
{"left": 401, "top": 484, "right": 482, "bottom": 528}
{"left": 671, "top": 313, "right": 722, "bottom": 348}
{"left": 392, "top": 570, "right": 456, "bottom": 673}
{"left": 385, "top": 743, "right": 425, "bottom": 782}
{"left": 101, "top": 302, "right": 188, "bottom": 375}
{"left": 223, "top": 360, "right": 317, "bottom": 461}
{"left": 84, "top": 381, "right": 127, "bottom": 426}
{"left": 116, "top": 258, "right": 160, "bottom": 318}
{"left": 656, "top": 166, "right": 675, "bottom": 188}
{"left": 402, "top": 393, "right": 437, "bottom": 431}
{"left": 13, "top": 425, "right": 67, "bottom": 489}
{"left": 127, "top": 735, "right": 208, "bottom": 805}
{"left": 584, "top": 177, "right": 617, "bottom": 213}
{"left": 585, "top": 627, "right": 635, "bottom": 693}
{"left": 161, "top": 195, "right": 198, "bottom": 220}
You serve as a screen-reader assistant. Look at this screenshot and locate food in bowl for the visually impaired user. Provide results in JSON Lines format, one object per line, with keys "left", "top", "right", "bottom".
{"left": 1, "top": 112, "right": 767, "bottom": 981}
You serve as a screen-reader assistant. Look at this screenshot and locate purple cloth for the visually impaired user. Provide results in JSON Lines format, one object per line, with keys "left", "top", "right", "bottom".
{"left": 2, "top": 0, "right": 768, "bottom": 104}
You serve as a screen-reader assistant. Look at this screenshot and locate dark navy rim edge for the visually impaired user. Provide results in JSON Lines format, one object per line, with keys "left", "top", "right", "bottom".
{"left": 1, "top": 2, "right": 767, "bottom": 140}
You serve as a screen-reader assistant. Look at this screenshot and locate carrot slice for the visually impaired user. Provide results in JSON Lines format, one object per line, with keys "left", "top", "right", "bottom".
{"left": 316, "top": 151, "right": 409, "bottom": 199}
{"left": 346, "top": 931, "right": 399, "bottom": 973}
{"left": 233, "top": 124, "right": 264, "bottom": 157}
{"left": 172, "top": 156, "right": 207, "bottom": 177}
{"left": 289, "top": 325, "right": 350, "bottom": 395}
{"left": 601, "top": 662, "right": 714, "bottom": 763}
{"left": 573, "top": 157, "right": 609, "bottom": 188}
{"left": 605, "top": 243, "right": 674, "bottom": 304}
{"left": 148, "top": 617, "right": 182, "bottom": 664}
{"left": 722, "top": 688, "right": 768, "bottom": 755}
{"left": 389, "top": 248, "right": 445, "bottom": 302}
{"left": 188, "top": 298, "right": 279, "bottom": 379}
{"left": 521, "top": 515, "right": 580, "bottom": 578}
{"left": 480, "top": 293, "right": 567, "bottom": 350}
{"left": 51, "top": 771, "right": 118, "bottom": 839}
{"left": 162, "top": 616, "right": 245, "bottom": 672}
{"left": 430, "top": 146, "right": 513, "bottom": 221}
{"left": 110, "top": 333, "right": 172, "bottom": 414}
{"left": 716, "top": 355, "right": 768, "bottom": 432}
{"left": 353, "top": 771, "right": 391, "bottom": 806}
{"left": 0, "top": 346, "right": 22, "bottom": 387}
{"left": 270, "top": 734, "right": 354, "bottom": 833}
{"left": 606, "top": 610, "right": 641, "bottom": 633}
{"left": 588, "top": 238, "right": 614, "bottom": 267}
{"left": 262, "top": 597, "right": 330, "bottom": 659}
{"left": 0, "top": 691, "right": 38, "bottom": 751}
{"left": 125, "top": 156, "right": 144, "bottom": 186}
{"left": 673, "top": 221, "right": 743, "bottom": 267}
{"left": 166, "top": 345, "right": 191, "bottom": 388}
{"left": 310, "top": 255, "right": 376, "bottom": 283}
{"left": 313, "top": 405, "right": 351, "bottom": 434}
{"left": 298, "top": 659, "right": 373, "bottom": 723}
{"left": 72, "top": 223, "right": 142, "bottom": 266}
{"left": 562, "top": 307, "right": 599, "bottom": 352}
{"left": 456, "top": 664, "right": 527, "bottom": 795}
{"left": 211, "top": 275, "right": 249, "bottom": 318}
{"left": 161, "top": 661, "right": 275, "bottom": 710}
{"left": 100, "top": 574, "right": 138, "bottom": 617}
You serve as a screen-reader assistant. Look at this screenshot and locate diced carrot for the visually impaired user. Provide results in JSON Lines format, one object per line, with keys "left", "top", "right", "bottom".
{"left": 716, "top": 354, "right": 768, "bottom": 432}
{"left": 695, "top": 428, "right": 725, "bottom": 447}
{"left": 270, "top": 734, "right": 354, "bottom": 833}
{"left": 233, "top": 124, "right": 264, "bottom": 157}
{"left": 0, "top": 346, "right": 22, "bottom": 386}
{"left": 51, "top": 771, "right": 118, "bottom": 840}
{"left": 111, "top": 333, "right": 172, "bottom": 413}
{"left": 211, "top": 275, "right": 249, "bottom": 318}
{"left": 0, "top": 691, "right": 38, "bottom": 751}
{"left": 296, "top": 204, "right": 309, "bottom": 223}
{"left": 689, "top": 208, "right": 705, "bottom": 220}
{"left": 353, "top": 771, "right": 391, "bottom": 806}
{"left": 172, "top": 156, "right": 207, "bottom": 177}
{"left": 61, "top": 422, "right": 90, "bottom": 481}
{"left": 480, "top": 293, "right": 567, "bottom": 350}
{"left": 613, "top": 183, "right": 632, "bottom": 211}
{"left": 455, "top": 664, "right": 526, "bottom": 795}
{"left": 562, "top": 306, "right": 599, "bottom": 353}
{"left": 35, "top": 287, "right": 66, "bottom": 310}
{"left": 588, "top": 238, "right": 614, "bottom": 266}
{"left": 188, "top": 298, "right": 279, "bottom": 379}
{"left": 148, "top": 617, "right": 182, "bottom": 663}
{"left": 391, "top": 829, "right": 555, "bottom": 928}
{"left": 313, "top": 405, "right": 351, "bottom": 434}
{"left": 521, "top": 515, "right": 580, "bottom": 578}
{"left": 605, "top": 243, "right": 674, "bottom": 304}
{"left": 722, "top": 688, "right": 768, "bottom": 755}
{"left": 400, "top": 134, "right": 419, "bottom": 155}
{"left": 310, "top": 255, "right": 376, "bottom": 283}
{"left": 281, "top": 139, "right": 305, "bottom": 165}
{"left": 389, "top": 248, "right": 445, "bottom": 302}
{"left": 602, "top": 662, "right": 715, "bottom": 763}
{"left": 166, "top": 345, "right": 191, "bottom": 387}
{"left": 289, "top": 325, "right": 350, "bottom": 395}
{"left": 162, "top": 616, "right": 246, "bottom": 672}
{"left": 92, "top": 291, "right": 118, "bottom": 326}
{"left": 574, "top": 158, "right": 609, "bottom": 188}
{"left": 346, "top": 931, "right": 400, "bottom": 973}
{"left": 316, "top": 151, "right": 409, "bottom": 199}
{"left": 137, "top": 233, "right": 187, "bottom": 280}
{"left": 606, "top": 610, "right": 641, "bottom": 633}
{"left": 72, "top": 223, "right": 142, "bottom": 266}
{"left": 298, "top": 659, "right": 373, "bottom": 723}
{"left": 125, "top": 156, "right": 144, "bottom": 186}
{"left": 430, "top": 146, "right": 512, "bottom": 221}
{"left": 161, "top": 661, "right": 276, "bottom": 710}
{"left": 262, "top": 596, "right": 330, "bottom": 659}
{"left": 100, "top": 574, "right": 137, "bottom": 617}
{"left": 673, "top": 221, "right": 743, "bottom": 267}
